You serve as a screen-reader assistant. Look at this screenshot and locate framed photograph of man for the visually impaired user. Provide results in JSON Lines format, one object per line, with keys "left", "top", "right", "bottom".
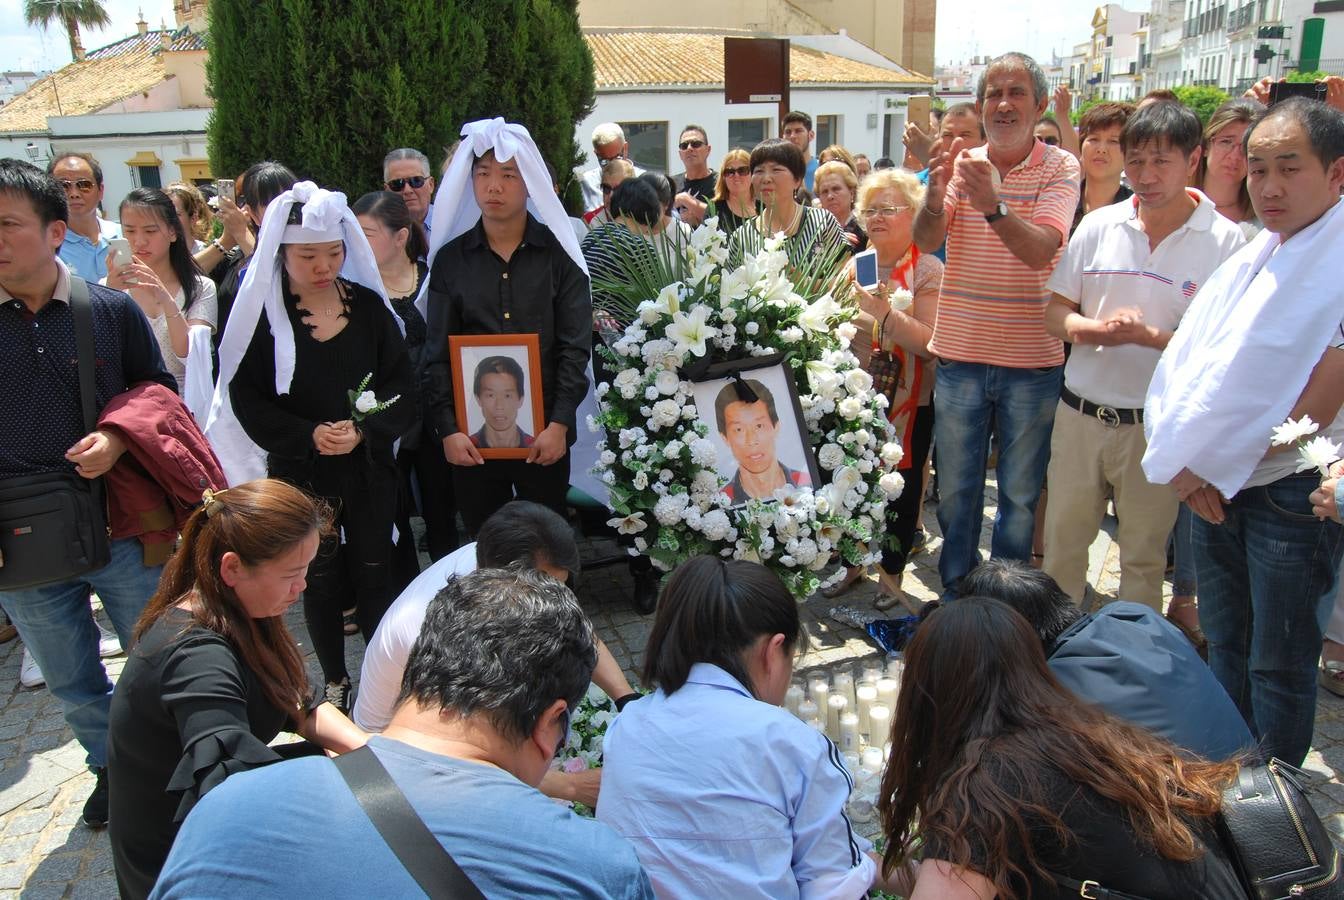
{"left": 690, "top": 356, "right": 818, "bottom": 506}
{"left": 448, "top": 334, "right": 545, "bottom": 460}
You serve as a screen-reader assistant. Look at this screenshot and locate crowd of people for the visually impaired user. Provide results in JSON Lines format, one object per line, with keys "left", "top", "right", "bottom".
{"left": 1, "top": 47, "right": 1343, "bottom": 898}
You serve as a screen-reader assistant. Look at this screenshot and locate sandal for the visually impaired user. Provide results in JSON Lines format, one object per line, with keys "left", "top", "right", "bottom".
{"left": 342, "top": 608, "right": 358, "bottom": 636}
{"left": 874, "top": 571, "right": 922, "bottom": 615}
{"left": 1165, "top": 598, "right": 1208, "bottom": 657}
{"left": 1321, "top": 660, "right": 1344, "bottom": 698}
{"left": 822, "top": 566, "right": 866, "bottom": 599}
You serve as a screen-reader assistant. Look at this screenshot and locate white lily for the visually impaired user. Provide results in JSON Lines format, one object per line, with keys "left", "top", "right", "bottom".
{"left": 665, "top": 305, "right": 719, "bottom": 357}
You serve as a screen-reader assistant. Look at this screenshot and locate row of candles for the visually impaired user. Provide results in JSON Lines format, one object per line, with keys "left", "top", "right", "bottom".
{"left": 785, "top": 656, "right": 904, "bottom": 775}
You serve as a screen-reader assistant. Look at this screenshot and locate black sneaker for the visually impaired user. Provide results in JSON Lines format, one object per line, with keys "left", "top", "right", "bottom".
{"left": 82, "top": 767, "right": 109, "bottom": 829}
{"left": 324, "top": 678, "right": 352, "bottom": 715}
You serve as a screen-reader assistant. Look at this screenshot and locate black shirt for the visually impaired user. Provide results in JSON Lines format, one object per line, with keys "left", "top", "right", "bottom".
{"left": 921, "top": 761, "right": 1244, "bottom": 900}
{"left": 107, "top": 608, "right": 294, "bottom": 899}
{"left": 676, "top": 170, "right": 718, "bottom": 202}
{"left": 424, "top": 214, "right": 592, "bottom": 442}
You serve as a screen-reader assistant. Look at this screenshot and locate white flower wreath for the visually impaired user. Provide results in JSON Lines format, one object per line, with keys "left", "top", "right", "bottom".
{"left": 589, "top": 218, "right": 903, "bottom": 600}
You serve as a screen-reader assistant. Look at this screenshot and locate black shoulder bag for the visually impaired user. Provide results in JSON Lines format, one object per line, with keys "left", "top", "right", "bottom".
{"left": 0, "top": 276, "right": 112, "bottom": 590}
{"left": 333, "top": 745, "right": 487, "bottom": 900}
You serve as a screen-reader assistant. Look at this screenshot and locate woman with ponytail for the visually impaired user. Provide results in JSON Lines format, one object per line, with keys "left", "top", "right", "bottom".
{"left": 107, "top": 479, "right": 367, "bottom": 900}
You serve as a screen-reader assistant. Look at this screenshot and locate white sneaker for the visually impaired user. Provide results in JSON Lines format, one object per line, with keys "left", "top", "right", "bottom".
{"left": 20, "top": 647, "right": 44, "bottom": 689}
{"left": 96, "top": 620, "right": 123, "bottom": 659}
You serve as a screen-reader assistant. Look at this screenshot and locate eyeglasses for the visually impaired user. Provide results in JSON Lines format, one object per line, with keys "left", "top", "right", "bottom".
{"left": 597, "top": 155, "right": 628, "bottom": 168}
{"left": 1039, "top": 136, "right": 1060, "bottom": 146}
{"left": 860, "top": 206, "right": 911, "bottom": 219}
{"left": 678, "top": 139, "right": 706, "bottom": 151}
{"left": 59, "top": 179, "right": 96, "bottom": 193}
{"left": 723, "top": 166, "right": 751, "bottom": 177}
{"left": 386, "top": 176, "right": 428, "bottom": 192}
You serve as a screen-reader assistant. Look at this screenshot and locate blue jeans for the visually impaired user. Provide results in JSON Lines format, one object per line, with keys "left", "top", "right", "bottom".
{"left": 0, "top": 538, "right": 162, "bottom": 768}
{"left": 1192, "top": 473, "right": 1344, "bottom": 767}
{"left": 933, "top": 360, "right": 1061, "bottom": 599}
{"left": 1171, "top": 505, "right": 1198, "bottom": 597}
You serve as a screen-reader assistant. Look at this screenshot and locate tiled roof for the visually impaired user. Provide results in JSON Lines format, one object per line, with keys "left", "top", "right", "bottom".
{"left": 585, "top": 31, "right": 933, "bottom": 88}
{"left": 0, "top": 29, "right": 191, "bottom": 134}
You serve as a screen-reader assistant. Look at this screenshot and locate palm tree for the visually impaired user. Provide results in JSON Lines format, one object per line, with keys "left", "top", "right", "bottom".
{"left": 23, "top": 0, "right": 112, "bottom": 63}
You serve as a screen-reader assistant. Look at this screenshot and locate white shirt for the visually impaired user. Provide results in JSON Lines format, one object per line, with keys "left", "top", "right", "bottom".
{"left": 352, "top": 543, "right": 478, "bottom": 731}
{"left": 598, "top": 663, "right": 875, "bottom": 900}
{"left": 1047, "top": 190, "right": 1245, "bottom": 409}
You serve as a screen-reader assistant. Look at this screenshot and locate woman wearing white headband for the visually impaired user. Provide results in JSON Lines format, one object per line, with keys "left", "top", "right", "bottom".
{"left": 213, "top": 182, "right": 415, "bottom": 713}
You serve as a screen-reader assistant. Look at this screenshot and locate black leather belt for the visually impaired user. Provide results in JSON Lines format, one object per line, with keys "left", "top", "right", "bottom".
{"left": 1060, "top": 386, "right": 1142, "bottom": 427}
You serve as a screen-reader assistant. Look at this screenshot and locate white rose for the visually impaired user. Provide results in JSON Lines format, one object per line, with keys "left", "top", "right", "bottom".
{"left": 852, "top": 429, "right": 872, "bottom": 447}
{"left": 881, "top": 441, "right": 905, "bottom": 466}
{"left": 637, "top": 300, "right": 662, "bottom": 325}
{"left": 844, "top": 369, "right": 873, "bottom": 395}
{"left": 817, "top": 443, "right": 845, "bottom": 470}
{"left": 650, "top": 399, "right": 682, "bottom": 429}
{"left": 880, "top": 471, "right": 905, "bottom": 498}
{"left": 354, "top": 390, "right": 378, "bottom": 413}
{"left": 744, "top": 321, "right": 760, "bottom": 335}
{"left": 654, "top": 370, "right": 681, "bottom": 396}
{"left": 838, "top": 396, "right": 863, "bottom": 420}
{"left": 836, "top": 322, "right": 858, "bottom": 342}
{"left": 779, "top": 326, "right": 805, "bottom": 343}
{"left": 633, "top": 470, "right": 649, "bottom": 490}
{"left": 613, "top": 368, "right": 642, "bottom": 400}
{"left": 634, "top": 444, "right": 652, "bottom": 459}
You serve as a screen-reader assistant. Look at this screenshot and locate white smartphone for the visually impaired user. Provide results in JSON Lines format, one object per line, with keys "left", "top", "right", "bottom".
{"left": 853, "top": 248, "right": 880, "bottom": 291}
{"left": 108, "top": 238, "right": 132, "bottom": 270}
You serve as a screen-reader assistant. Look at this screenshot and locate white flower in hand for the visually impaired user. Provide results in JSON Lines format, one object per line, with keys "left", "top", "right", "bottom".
{"left": 665, "top": 306, "right": 719, "bottom": 358}
{"left": 1271, "top": 415, "right": 1320, "bottom": 446}
{"left": 1297, "top": 435, "right": 1343, "bottom": 477}
{"left": 354, "top": 391, "right": 378, "bottom": 413}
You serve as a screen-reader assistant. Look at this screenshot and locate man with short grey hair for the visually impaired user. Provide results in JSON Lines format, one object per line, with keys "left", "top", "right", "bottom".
{"left": 578, "top": 122, "right": 643, "bottom": 214}
{"left": 383, "top": 147, "right": 435, "bottom": 238}
{"left": 153, "top": 568, "right": 655, "bottom": 899}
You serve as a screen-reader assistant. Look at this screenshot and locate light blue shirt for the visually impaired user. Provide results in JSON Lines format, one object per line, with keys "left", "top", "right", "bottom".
{"left": 804, "top": 155, "right": 819, "bottom": 192}
{"left": 598, "top": 663, "right": 875, "bottom": 900}
{"left": 58, "top": 216, "right": 121, "bottom": 283}
{"left": 1336, "top": 476, "right": 1343, "bottom": 520}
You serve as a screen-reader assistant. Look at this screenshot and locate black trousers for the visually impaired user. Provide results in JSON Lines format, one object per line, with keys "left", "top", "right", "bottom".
{"left": 452, "top": 451, "right": 571, "bottom": 538}
{"left": 880, "top": 403, "right": 935, "bottom": 576}
{"left": 391, "top": 428, "right": 459, "bottom": 591}
{"left": 271, "top": 452, "right": 398, "bottom": 685}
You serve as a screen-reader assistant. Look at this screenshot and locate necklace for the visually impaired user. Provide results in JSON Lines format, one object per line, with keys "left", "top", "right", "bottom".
{"left": 760, "top": 202, "right": 803, "bottom": 238}
{"left": 384, "top": 264, "right": 418, "bottom": 296}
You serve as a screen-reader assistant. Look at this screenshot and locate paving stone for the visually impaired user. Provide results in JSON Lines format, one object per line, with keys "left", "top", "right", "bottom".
{"left": 15, "top": 882, "right": 68, "bottom": 900}
{"left": 21, "top": 734, "right": 63, "bottom": 754}
{"left": 68, "top": 874, "right": 118, "bottom": 899}
{"left": 29, "top": 851, "right": 82, "bottom": 883}
{"left": 0, "top": 834, "right": 37, "bottom": 864}
{"left": 0, "top": 866, "right": 22, "bottom": 892}
{"left": 4, "top": 810, "right": 52, "bottom": 837}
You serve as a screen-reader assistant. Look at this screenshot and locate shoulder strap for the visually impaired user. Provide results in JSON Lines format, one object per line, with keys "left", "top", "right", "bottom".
{"left": 69, "top": 276, "right": 97, "bottom": 436}
{"left": 333, "top": 745, "right": 487, "bottom": 900}
{"left": 1047, "top": 870, "right": 1154, "bottom": 900}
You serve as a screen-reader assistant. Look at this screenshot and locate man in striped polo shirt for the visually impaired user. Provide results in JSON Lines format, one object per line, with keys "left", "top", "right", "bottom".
{"left": 913, "top": 52, "right": 1080, "bottom": 600}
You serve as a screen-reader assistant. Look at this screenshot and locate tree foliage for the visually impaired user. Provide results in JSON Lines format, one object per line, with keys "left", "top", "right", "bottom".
{"left": 207, "top": 0, "right": 594, "bottom": 204}
{"left": 23, "top": 0, "right": 111, "bottom": 62}
{"left": 1172, "top": 85, "right": 1229, "bottom": 126}
{"left": 1286, "top": 69, "right": 1336, "bottom": 82}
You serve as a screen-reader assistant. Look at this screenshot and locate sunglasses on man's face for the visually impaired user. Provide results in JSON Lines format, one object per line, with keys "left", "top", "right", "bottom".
{"left": 1039, "top": 136, "right": 1060, "bottom": 146}
{"left": 678, "top": 139, "right": 706, "bottom": 151}
{"left": 59, "top": 179, "right": 97, "bottom": 193}
{"left": 386, "top": 176, "right": 428, "bottom": 192}
{"left": 598, "top": 155, "right": 628, "bottom": 168}
{"left": 723, "top": 167, "right": 751, "bottom": 177}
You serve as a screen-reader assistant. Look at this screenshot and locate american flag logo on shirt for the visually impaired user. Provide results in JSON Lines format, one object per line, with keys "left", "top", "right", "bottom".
{"left": 1181, "top": 280, "right": 1198, "bottom": 298}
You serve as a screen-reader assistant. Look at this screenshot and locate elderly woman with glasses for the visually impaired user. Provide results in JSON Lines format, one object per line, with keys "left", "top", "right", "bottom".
{"left": 825, "top": 168, "right": 943, "bottom": 610}
{"left": 709, "top": 148, "right": 758, "bottom": 236}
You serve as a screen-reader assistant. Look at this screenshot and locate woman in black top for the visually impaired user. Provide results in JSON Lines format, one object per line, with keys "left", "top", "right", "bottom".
{"left": 108, "top": 479, "right": 367, "bottom": 899}
{"left": 353, "top": 191, "right": 458, "bottom": 591}
{"left": 877, "top": 597, "right": 1245, "bottom": 899}
{"left": 230, "top": 198, "right": 415, "bottom": 712}
{"left": 710, "top": 148, "right": 759, "bottom": 237}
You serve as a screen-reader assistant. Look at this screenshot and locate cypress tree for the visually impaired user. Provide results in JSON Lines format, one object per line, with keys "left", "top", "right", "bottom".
{"left": 207, "top": 0, "right": 594, "bottom": 200}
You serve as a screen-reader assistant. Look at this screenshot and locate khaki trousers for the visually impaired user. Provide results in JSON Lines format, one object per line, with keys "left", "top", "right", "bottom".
{"left": 1042, "top": 400, "right": 1179, "bottom": 609}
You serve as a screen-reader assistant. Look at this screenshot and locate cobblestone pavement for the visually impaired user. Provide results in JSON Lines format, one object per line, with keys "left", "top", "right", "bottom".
{"left": 3, "top": 489, "right": 1343, "bottom": 897}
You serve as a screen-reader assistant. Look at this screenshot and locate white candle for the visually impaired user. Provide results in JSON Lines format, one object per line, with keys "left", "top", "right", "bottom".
{"left": 886, "top": 657, "right": 905, "bottom": 680}
{"left": 832, "top": 671, "right": 857, "bottom": 710}
{"left": 861, "top": 664, "right": 883, "bottom": 685}
{"left": 797, "top": 699, "right": 819, "bottom": 723}
{"left": 805, "top": 717, "right": 825, "bottom": 733}
{"left": 876, "top": 677, "right": 898, "bottom": 713}
{"left": 826, "top": 694, "right": 848, "bottom": 741}
{"left": 784, "top": 683, "right": 806, "bottom": 717}
{"left": 809, "top": 676, "right": 829, "bottom": 709}
{"left": 842, "top": 751, "right": 862, "bottom": 776}
{"left": 861, "top": 746, "right": 884, "bottom": 775}
{"left": 855, "top": 684, "right": 877, "bottom": 738}
{"left": 868, "top": 704, "right": 891, "bottom": 744}
{"left": 839, "top": 712, "right": 860, "bottom": 753}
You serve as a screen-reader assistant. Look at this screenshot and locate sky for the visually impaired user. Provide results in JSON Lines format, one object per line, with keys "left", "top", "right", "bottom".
{"left": 934, "top": 0, "right": 1150, "bottom": 66}
{"left": 2, "top": 0, "right": 178, "bottom": 72}
{"left": 2, "top": 0, "right": 1138, "bottom": 74}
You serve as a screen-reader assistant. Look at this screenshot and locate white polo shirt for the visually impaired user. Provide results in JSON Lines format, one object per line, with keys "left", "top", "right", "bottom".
{"left": 352, "top": 543, "right": 478, "bottom": 731}
{"left": 1047, "top": 190, "right": 1245, "bottom": 409}
{"left": 598, "top": 663, "right": 876, "bottom": 899}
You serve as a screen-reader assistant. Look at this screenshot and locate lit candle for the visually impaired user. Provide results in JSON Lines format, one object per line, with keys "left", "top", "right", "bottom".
{"left": 861, "top": 663, "right": 883, "bottom": 685}
{"left": 832, "top": 671, "right": 857, "bottom": 710}
{"left": 855, "top": 684, "right": 877, "bottom": 738}
{"left": 809, "top": 676, "right": 829, "bottom": 709}
{"left": 826, "top": 694, "right": 848, "bottom": 741}
{"left": 784, "top": 683, "right": 806, "bottom": 717}
{"left": 868, "top": 704, "right": 891, "bottom": 744}
{"left": 861, "top": 746, "right": 884, "bottom": 775}
{"left": 805, "top": 717, "right": 825, "bottom": 733}
{"left": 797, "top": 699, "right": 819, "bottom": 723}
{"left": 876, "top": 677, "right": 898, "bottom": 713}
{"left": 839, "top": 712, "right": 860, "bottom": 753}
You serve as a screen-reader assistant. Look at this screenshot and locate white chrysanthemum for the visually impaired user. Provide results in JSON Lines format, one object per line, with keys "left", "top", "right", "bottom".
{"left": 690, "top": 438, "right": 716, "bottom": 466}
{"left": 1297, "top": 435, "right": 1343, "bottom": 476}
{"left": 817, "top": 443, "right": 845, "bottom": 470}
{"left": 654, "top": 493, "right": 690, "bottom": 525}
{"left": 700, "top": 508, "right": 733, "bottom": 540}
{"left": 649, "top": 399, "right": 682, "bottom": 429}
{"left": 599, "top": 449, "right": 616, "bottom": 466}
{"left": 1271, "top": 415, "right": 1320, "bottom": 446}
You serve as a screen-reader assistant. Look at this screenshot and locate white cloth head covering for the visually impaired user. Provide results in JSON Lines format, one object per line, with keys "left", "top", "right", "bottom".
{"left": 1143, "top": 198, "right": 1344, "bottom": 497}
{"left": 414, "top": 117, "right": 587, "bottom": 319}
{"left": 204, "top": 181, "right": 402, "bottom": 485}
{"left": 414, "top": 118, "right": 607, "bottom": 507}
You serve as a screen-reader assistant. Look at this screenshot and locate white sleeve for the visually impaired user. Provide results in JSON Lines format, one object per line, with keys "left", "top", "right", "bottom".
{"left": 352, "top": 597, "right": 421, "bottom": 731}
{"left": 1044, "top": 217, "right": 1092, "bottom": 304}
{"left": 186, "top": 276, "right": 218, "bottom": 331}
{"left": 183, "top": 325, "right": 215, "bottom": 421}
{"left": 791, "top": 736, "right": 876, "bottom": 900}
